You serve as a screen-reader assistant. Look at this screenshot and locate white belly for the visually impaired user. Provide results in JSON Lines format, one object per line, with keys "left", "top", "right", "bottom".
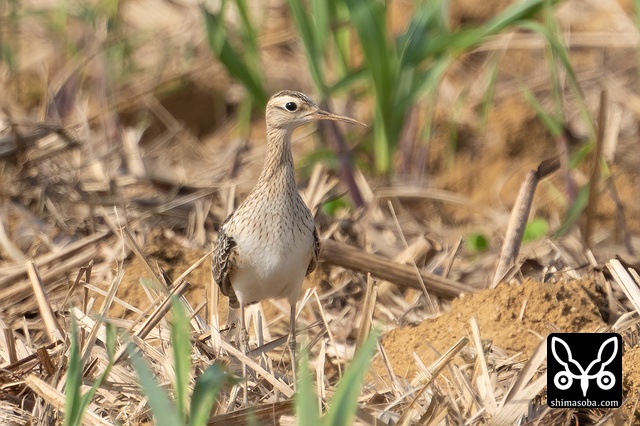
{"left": 223, "top": 177, "right": 317, "bottom": 306}
{"left": 231, "top": 225, "right": 314, "bottom": 305}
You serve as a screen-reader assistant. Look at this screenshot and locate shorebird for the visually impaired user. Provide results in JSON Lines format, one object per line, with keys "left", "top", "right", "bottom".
{"left": 212, "top": 90, "right": 365, "bottom": 387}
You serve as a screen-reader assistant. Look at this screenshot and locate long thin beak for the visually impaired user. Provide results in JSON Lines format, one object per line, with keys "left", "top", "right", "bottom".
{"left": 312, "top": 109, "right": 368, "bottom": 128}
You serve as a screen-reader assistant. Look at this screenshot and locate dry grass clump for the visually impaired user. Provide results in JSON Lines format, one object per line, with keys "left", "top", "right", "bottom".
{"left": 1, "top": 117, "right": 639, "bottom": 424}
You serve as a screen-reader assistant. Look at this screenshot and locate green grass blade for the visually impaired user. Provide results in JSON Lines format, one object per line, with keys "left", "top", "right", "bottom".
{"left": 233, "top": 0, "right": 265, "bottom": 95}
{"left": 328, "top": 66, "right": 367, "bottom": 94}
{"left": 323, "top": 330, "right": 379, "bottom": 426}
{"left": 330, "top": 1, "right": 353, "bottom": 74}
{"left": 128, "top": 346, "right": 182, "bottom": 426}
{"left": 201, "top": 5, "right": 267, "bottom": 108}
{"left": 234, "top": 0, "right": 259, "bottom": 55}
{"left": 522, "top": 86, "right": 563, "bottom": 136}
{"left": 480, "top": 0, "right": 549, "bottom": 37}
{"left": 105, "top": 322, "right": 117, "bottom": 361}
{"left": 190, "top": 363, "right": 236, "bottom": 426}
{"left": 517, "top": 20, "right": 592, "bottom": 137}
{"left": 0, "top": 44, "right": 17, "bottom": 73}
{"left": 555, "top": 184, "right": 589, "bottom": 237}
{"left": 569, "top": 142, "right": 594, "bottom": 169}
{"left": 541, "top": 1, "right": 565, "bottom": 119}
{"left": 311, "top": 0, "right": 330, "bottom": 53}
{"left": 171, "top": 298, "right": 191, "bottom": 422}
{"left": 397, "top": 1, "right": 447, "bottom": 67}
{"left": 411, "top": 55, "right": 451, "bottom": 100}
{"left": 64, "top": 316, "right": 83, "bottom": 426}
{"left": 480, "top": 54, "right": 501, "bottom": 128}
{"left": 77, "top": 322, "right": 117, "bottom": 420}
{"left": 294, "top": 349, "right": 320, "bottom": 425}
{"left": 287, "top": 0, "right": 326, "bottom": 92}
{"left": 403, "top": 0, "right": 548, "bottom": 63}
{"left": 344, "top": 0, "right": 394, "bottom": 105}
{"left": 372, "top": 106, "right": 391, "bottom": 174}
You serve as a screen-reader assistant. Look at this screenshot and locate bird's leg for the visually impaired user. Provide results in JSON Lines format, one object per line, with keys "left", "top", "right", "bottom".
{"left": 289, "top": 302, "right": 297, "bottom": 389}
{"left": 240, "top": 304, "right": 249, "bottom": 406}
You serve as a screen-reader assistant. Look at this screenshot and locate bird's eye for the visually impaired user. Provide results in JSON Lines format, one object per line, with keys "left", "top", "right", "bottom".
{"left": 285, "top": 102, "right": 298, "bottom": 112}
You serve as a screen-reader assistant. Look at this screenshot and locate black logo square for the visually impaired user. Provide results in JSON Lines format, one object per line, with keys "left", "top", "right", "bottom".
{"left": 547, "top": 333, "right": 622, "bottom": 409}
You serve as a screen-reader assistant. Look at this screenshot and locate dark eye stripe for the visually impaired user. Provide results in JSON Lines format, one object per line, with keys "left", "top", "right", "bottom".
{"left": 285, "top": 102, "right": 297, "bottom": 112}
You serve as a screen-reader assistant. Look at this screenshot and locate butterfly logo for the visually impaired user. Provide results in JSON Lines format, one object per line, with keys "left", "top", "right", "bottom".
{"left": 551, "top": 336, "right": 617, "bottom": 397}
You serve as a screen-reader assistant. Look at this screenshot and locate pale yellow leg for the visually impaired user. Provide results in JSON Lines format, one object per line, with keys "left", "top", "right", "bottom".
{"left": 240, "top": 304, "right": 249, "bottom": 406}
{"left": 289, "top": 303, "right": 297, "bottom": 389}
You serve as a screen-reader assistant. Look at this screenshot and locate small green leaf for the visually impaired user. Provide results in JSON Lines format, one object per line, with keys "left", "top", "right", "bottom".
{"left": 523, "top": 218, "right": 549, "bottom": 242}
{"left": 322, "top": 197, "right": 351, "bottom": 216}
{"left": 466, "top": 233, "right": 489, "bottom": 253}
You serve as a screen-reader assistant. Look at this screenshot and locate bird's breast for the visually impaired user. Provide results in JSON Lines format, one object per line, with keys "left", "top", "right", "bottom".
{"left": 224, "top": 191, "right": 316, "bottom": 304}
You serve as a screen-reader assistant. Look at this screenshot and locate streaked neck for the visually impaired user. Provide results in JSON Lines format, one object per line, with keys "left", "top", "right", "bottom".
{"left": 256, "top": 126, "right": 296, "bottom": 188}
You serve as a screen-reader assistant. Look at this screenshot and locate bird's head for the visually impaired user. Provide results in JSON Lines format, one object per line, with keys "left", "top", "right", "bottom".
{"left": 265, "top": 90, "right": 366, "bottom": 131}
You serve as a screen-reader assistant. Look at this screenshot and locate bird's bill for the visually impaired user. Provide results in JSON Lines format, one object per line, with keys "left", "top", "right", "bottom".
{"left": 312, "top": 109, "right": 368, "bottom": 128}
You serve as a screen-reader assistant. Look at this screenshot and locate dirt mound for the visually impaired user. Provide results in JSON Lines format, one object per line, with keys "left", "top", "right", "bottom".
{"left": 623, "top": 346, "right": 640, "bottom": 417}
{"left": 376, "top": 278, "right": 640, "bottom": 409}
{"left": 376, "top": 279, "right": 608, "bottom": 378}
{"left": 108, "top": 231, "right": 214, "bottom": 319}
